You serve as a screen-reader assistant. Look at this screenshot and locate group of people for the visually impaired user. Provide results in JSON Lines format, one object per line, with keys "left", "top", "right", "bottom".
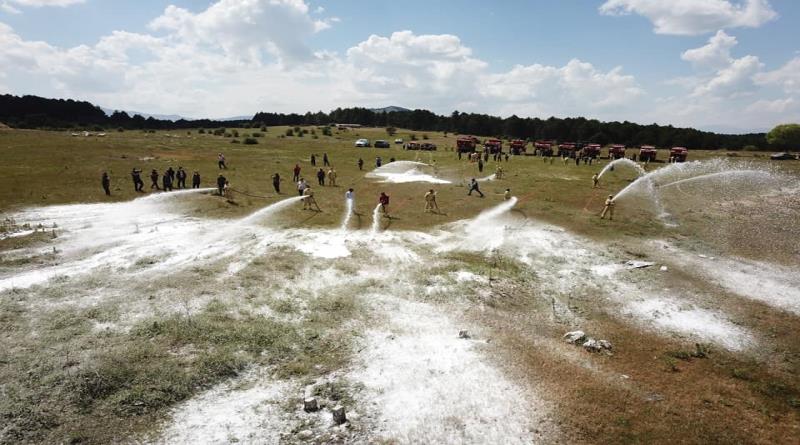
{"left": 101, "top": 152, "right": 234, "bottom": 196}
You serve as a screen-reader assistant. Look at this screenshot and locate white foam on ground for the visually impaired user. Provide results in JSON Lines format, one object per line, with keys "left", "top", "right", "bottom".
{"left": 454, "top": 270, "right": 488, "bottom": 284}
{"left": 624, "top": 298, "right": 753, "bottom": 351}
{"left": 152, "top": 373, "right": 291, "bottom": 444}
{"left": 352, "top": 294, "right": 542, "bottom": 444}
{"left": 366, "top": 161, "right": 451, "bottom": 184}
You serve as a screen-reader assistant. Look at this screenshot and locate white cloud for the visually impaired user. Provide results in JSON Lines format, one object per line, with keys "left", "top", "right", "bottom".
{"left": 754, "top": 57, "right": 800, "bottom": 94}
{"left": 1, "top": 0, "right": 83, "bottom": 13}
{"left": 745, "top": 97, "right": 795, "bottom": 113}
{"left": 148, "top": 0, "right": 329, "bottom": 65}
{"left": 691, "top": 54, "right": 763, "bottom": 98}
{"left": 599, "top": 0, "right": 777, "bottom": 35}
{"left": 681, "top": 30, "right": 737, "bottom": 70}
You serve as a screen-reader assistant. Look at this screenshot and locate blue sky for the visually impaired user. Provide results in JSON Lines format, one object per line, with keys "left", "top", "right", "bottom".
{"left": 1, "top": 0, "right": 798, "bottom": 132}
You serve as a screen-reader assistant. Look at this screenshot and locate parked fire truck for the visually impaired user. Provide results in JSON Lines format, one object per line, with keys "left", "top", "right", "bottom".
{"left": 510, "top": 139, "right": 527, "bottom": 155}
{"left": 484, "top": 138, "right": 503, "bottom": 154}
{"left": 639, "top": 145, "right": 658, "bottom": 162}
{"left": 456, "top": 136, "right": 477, "bottom": 153}
{"left": 669, "top": 147, "right": 688, "bottom": 162}
{"left": 609, "top": 144, "right": 626, "bottom": 159}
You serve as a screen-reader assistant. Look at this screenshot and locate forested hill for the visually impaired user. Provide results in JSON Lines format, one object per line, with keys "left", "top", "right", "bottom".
{"left": 0, "top": 94, "right": 767, "bottom": 150}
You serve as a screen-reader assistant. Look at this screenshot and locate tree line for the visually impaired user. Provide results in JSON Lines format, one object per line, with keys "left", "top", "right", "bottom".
{"left": 0, "top": 94, "right": 776, "bottom": 150}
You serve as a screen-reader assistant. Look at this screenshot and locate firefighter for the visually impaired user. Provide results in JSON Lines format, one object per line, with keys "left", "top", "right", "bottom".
{"left": 176, "top": 167, "right": 187, "bottom": 189}
{"left": 272, "top": 173, "right": 281, "bottom": 193}
{"left": 218, "top": 153, "right": 227, "bottom": 169}
{"left": 327, "top": 168, "right": 337, "bottom": 186}
{"left": 495, "top": 165, "right": 504, "bottom": 180}
{"left": 323, "top": 153, "right": 330, "bottom": 167}
{"left": 162, "top": 170, "right": 173, "bottom": 191}
{"left": 192, "top": 171, "right": 201, "bottom": 189}
{"left": 424, "top": 189, "right": 438, "bottom": 213}
{"left": 600, "top": 195, "right": 615, "bottom": 220}
{"left": 317, "top": 168, "right": 325, "bottom": 186}
{"left": 166, "top": 167, "right": 175, "bottom": 184}
{"left": 101, "top": 172, "right": 111, "bottom": 196}
{"left": 358, "top": 158, "right": 364, "bottom": 171}
{"left": 150, "top": 169, "right": 160, "bottom": 190}
{"left": 303, "top": 186, "right": 320, "bottom": 211}
{"left": 297, "top": 178, "right": 308, "bottom": 196}
{"left": 467, "top": 178, "right": 484, "bottom": 197}
{"left": 592, "top": 173, "right": 599, "bottom": 188}
{"left": 345, "top": 188, "right": 355, "bottom": 207}
{"left": 379, "top": 192, "right": 390, "bottom": 216}
{"left": 293, "top": 164, "right": 301, "bottom": 182}
{"left": 217, "top": 174, "right": 226, "bottom": 196}
{"left": 311, "top": 154, "right": 316, "bottom": 166}
{"left": 131, "top": 168, "right": 144, "bottom": 192}
{"left": 478, "top": 158, "right": 484, "bottom": 173}
{"left": 376, "top": 156, "right": 382, "bottom": 168}
{"left": 504, "top": 188, "right": 511, "bottom": 200}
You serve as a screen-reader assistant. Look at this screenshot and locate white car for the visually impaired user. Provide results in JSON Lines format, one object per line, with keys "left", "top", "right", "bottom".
{"left": 355, "top": 138, "right": 370, "bottom": 147}
{"left": 394, "top": 138, "right": 404, "bottom": 144}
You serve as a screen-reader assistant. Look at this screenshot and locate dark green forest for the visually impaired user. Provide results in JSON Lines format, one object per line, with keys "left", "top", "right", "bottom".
{"left": 0, "top": 94, "right": 772, "bottom": 150}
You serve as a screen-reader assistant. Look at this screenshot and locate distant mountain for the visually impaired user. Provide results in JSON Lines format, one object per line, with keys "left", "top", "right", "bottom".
{"left": 370, "top": 106, "right": 411, "bottom": 113}
{"left": 100, "top": 107, "right": 250, "bottom": 122}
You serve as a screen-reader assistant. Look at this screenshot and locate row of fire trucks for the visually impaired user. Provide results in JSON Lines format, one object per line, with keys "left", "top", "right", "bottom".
{"left": 455, "top": 136, "right": 688, "bottom": 162}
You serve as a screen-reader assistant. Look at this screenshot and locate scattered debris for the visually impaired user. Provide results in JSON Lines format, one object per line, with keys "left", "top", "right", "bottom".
{"left": 564, "top": 331, "right": 586, "bottom": 345}
{"left": 582, "top": 338, "right": 613, "bottom": 353}
{"left": 660, "top": 266, "right": 668, "bottom": 271}
{"left": 625, "top": 260, "right": 655, "bottom": 269}
{"left": 458, "top": 330, "right": 471, "bottom": 339}
{"left": 563, "top": 330, "right": 586, "bottom": 344}
{"left": 332, "top": 405, "right": 347, "bottom": 425}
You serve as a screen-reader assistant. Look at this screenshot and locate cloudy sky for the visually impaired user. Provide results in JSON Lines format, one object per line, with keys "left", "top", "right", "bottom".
{"left": 1, "top": 0, "right": 798, "bottom": 132}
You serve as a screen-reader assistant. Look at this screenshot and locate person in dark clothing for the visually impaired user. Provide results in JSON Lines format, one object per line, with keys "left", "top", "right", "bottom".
{"left": 478, "top": 159, "right": 484, "bottom": 173}
{"left": 358, "top": 158, "right": 364, "bottom": 170}
{"left": 467, "top": 178, "right": 484, "bottom": 197}
{"left": 217, "top": 174, "right": 227, "bottom": 196}
{"left": 272, "top": 173, "right": 281, "bottom": 193}
{"left": 379, "top": 192, "right": 390, "bottom": 216}
{"left": 293, "top": 164, "right": 301, "bottom": 182}
{"left": 218, "top": 153, "right": 227, "bottom": 169}
{"left": 150, "top": 169, "right": 160, "bottom": 190}
{"left": 323, "top": 153, "right": 330, "bottom": 167}
{"left": 376, "top": 157, "right": 382, "bottom": 168}
{"left": 505, "top": 153, "right": 509, "bottom": 162}
{"left": 162, "top": 171, "right": 173, "bottom": 191}
{"left": 102, "top": 172, "right": 111, "bottom": 196}
{"left": 575, "top": 156, "right": 580, "bottom": 166}
{"left": 389, "top": 157, "right": 395, "bottom": 163}
{"left": 458, "top": 150, "right": 462, "bottom": 160}
{"left": 166, "top": 167, "right": 175, "bottom": 183}
{"left": 192, "top": 171, "right": 201, "bottom": 188}
{"left": 176, "top": 167, "right": 187, "bottom": 189}
{"left": 311, "top": 154, "right": 316, "bottom": 166}
{"left": 131, "top": 168, "right": 144, "bottom": 192}
{"left": 317, "top": 168, "right": 325, "bottom": 186}
{"left": 484, "top": 151, "right": 489, "bottom": 162}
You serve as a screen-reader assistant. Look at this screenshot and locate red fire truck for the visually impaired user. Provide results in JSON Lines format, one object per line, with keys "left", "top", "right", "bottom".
{"left": 484, "top": 138, "right": 503, "bottom": 154}
{"left": 609, "top": 144, "right": 626, "bottom": 159}
{"left": 456, "top": 136, "right": 477, "bottom": 153}
{"left": 670, "top": 147, "right": 689, "bottom": 162}
{"left": 639, "top": 145, "right": 658, "bottom": 162}
{"left": 558, "top": 142, "right": 577, "bottom": 158}
{"left": 583, "top": 143, "right": 602, "bottom": 158}
{"left": 510, "top": 139, "right": 527, "bottom": 155}
{"left": 534, "top": 140, "right": 554, "bottom": 156}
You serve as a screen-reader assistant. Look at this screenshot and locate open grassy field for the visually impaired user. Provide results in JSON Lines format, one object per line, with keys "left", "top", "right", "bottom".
{"left": 1, "top": 125, "right": 799, "bottom": 444}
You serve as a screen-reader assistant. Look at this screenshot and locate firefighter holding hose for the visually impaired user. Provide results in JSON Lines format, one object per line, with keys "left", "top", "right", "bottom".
{"left": 600, "top": 195, "right": 615, "bottom": 220}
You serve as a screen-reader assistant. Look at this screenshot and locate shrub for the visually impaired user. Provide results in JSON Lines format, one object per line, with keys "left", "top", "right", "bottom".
{"left": 231, "top": 139, "right": 240, "bottom": 144}
{"left": 322, "top": 126, "right": 332, "bottom": 136}
{"left": 410, "top": 134, "right": 417, "bottom": 141}
{"left": 243, "top": 138, "right": 258, "bottom": 145}
{"left": 293, "top": 126, "right": 301, "bottom": 133}
{"left": 286, "top": 128, "right": 294, "bottom": 137}
{"left": 260, "top": 126, "right": 268, "bottom": 132}
{"left": 224, "top": 133, "right": 232, "bottom": 138}
{"left": 252, "top": 132, "right": 263, "bottom": 137}
{"left": 213, "top": 128, "right": 226, "bottom": 136}
{"left": 232, "top": 130, "right": 239, "bottom": 137}
{"left": 198, "top": 128, "right": 206, "bottom": 134}
{"left": 117, "top": 127, "right": 124, "bottom": 132}
{"left": 422, "top": 134, "right": 429, "bottom": 140}
{"left": 386, "top": 127, "right": 396, "bottom": 136}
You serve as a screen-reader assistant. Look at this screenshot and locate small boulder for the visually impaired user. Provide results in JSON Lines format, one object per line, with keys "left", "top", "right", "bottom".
{"left": 598, "top": 339, "right": 613, "bottom": 350}
{"left": 563, "top": 330, "right": 586, "bottom": 344}
{"left": 458, "top": 330, "right": 471, "bottom": 339}
{"left": 582, "top": 338, "right": 602, "bottom": 352}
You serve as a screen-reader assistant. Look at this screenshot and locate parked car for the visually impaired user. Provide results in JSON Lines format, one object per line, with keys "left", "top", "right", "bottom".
{"left": 355, "top": 138, "right": 370, "bottom": 147}
{"left": 374, "top": 140, "right": 390, "bottom": 148}
{"left": 394, "top": 138, "right": 404, "bottom": 144}
{"left": 770, "top": 152, "right": 797, "bottom": 160}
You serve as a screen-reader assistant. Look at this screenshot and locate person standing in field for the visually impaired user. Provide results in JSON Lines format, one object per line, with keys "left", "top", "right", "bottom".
{"left": 592, "top": 173, "right": 599, "bottom": 188}
{"left": 467, "top": 178, "right": 484, "bottom": 197}
{"left": 303, "top": 186, "right": 320, "bottom": 211}
{"left": 217, "top": 174, "right": 226, "bottom": 196}
{"left": 272, "top": 173, "right": 281, "bottom": 193}
{"left": 150, "top": 169, "right": 160, "bottom": 190}
{"left": 176, "top": 167, "right": 187, "bottom": 189}
{"left": 379, "top": 192, "right": 390, "bottom": 217}
{"left": 328, "top": 168, "right": 337, "bottom": 186}
{"left": 297, "top": 178, "right": 307, "bottom": 196}
{"left": 293, "top": 164, "right": 301, "bottom": 182}
{"left": 218, "top": 153, "right": 227, "bottom": 169}
{"left": 131, "top": 168, "right": 144, "bottom": 192}
{"left": 162, "top": 170, "right": 173, "bottom": 191}
{"left": 323, "top": 153, "right": 330, "bottom": 167}
{"left": 424, "top": 189, "right": 438, "bottom": 213}
{"left": 192, "top": 171, "right": 201, "bottom": 189}
{"left": 311, "top": 154, "right": 316, "bottom": 166}
{"left": 478, "top": 158, "right": 484, "bottom": 173}
{"left": 600, "top": 195, "right": 615, "bottom": 220}
{"left": 101, "top": 172, "right": 111, "bottom": 196}
{"left": 316, "top": 168, "right": 326, "bottom": 186}
{"left": 358, "top": 158, "right": 364, "bottom": 171}
{"left": 376, "top": 156, "right": 382, "bottom": 168}
{"left": 504, "top": 188, "right": 512, "bottom": 200}
{"left": 345, "top": 188, "right": 355, "bottom": 207}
